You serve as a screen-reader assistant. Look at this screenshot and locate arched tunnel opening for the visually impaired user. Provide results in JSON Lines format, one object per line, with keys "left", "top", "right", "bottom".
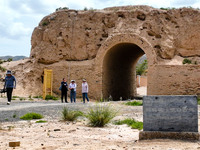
{"left": 103, "top": 43, "right": 145, "bottom": 101}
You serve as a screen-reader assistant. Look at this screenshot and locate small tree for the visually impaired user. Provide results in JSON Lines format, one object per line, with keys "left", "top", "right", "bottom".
{"left": 84, "top": 7, "right": 88, "bottom": 11}
{"left": 7, "top": 58, "right": 12, "bottom": 62}
{"left": 136, "top": 59, "right": 147, "bottom": 76}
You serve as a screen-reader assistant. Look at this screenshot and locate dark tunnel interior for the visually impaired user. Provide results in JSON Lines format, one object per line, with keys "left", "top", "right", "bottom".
{"left": 103, "top": 43, "right": 145, "bottom": 100}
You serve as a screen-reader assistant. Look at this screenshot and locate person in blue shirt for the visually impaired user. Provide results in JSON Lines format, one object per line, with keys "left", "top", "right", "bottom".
{"left": 4, "top": 70, "right": 16, "bottom": 105}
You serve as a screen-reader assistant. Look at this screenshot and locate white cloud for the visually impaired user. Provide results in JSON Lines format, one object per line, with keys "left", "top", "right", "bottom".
{"left": 9, "top": 22, "right": 32, "bottom": 38}
{"left": 191, "top": 1, "right": 200, "bottom": 8}
{"left": 171, "top": 0, "right": 198, "bottom": 7}
{"left": 67, "top": 0, "right": 96, "bottom": 9}
{"left": 0, "top": 36, "right": 31, "bottom": 56}
{"left": 0, "top": 0, "right": 199, "bottom": 57}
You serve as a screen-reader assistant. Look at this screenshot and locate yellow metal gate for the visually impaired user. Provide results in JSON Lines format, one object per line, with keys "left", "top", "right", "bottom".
{"left": 43, "top": 69, "right": 53, "bottom": 99}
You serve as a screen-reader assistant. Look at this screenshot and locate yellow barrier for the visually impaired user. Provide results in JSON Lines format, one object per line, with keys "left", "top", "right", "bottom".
{"left": 43, "top": 69, "right": 53, "bottom": 99}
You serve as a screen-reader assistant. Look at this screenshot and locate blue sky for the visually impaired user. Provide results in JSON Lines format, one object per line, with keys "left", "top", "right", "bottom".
{"left": 0, "top": 0, "right": 200, "bottom": 57}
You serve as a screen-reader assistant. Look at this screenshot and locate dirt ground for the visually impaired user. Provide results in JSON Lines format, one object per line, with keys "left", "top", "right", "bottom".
{"left": 0, "top": 97, "right": 200, "bottom": 150}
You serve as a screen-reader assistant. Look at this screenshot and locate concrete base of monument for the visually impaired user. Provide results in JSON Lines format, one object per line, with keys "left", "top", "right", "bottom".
{"left": 139, "top": 131, "right": 200, "bottom": 140}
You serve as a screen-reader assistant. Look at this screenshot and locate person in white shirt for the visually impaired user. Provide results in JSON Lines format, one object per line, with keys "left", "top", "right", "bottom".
{"left": 82, "top": 79, "right": 89, "bottom": 103}
{"left": 69, "top": 80, "right": 77, "bottom": 103}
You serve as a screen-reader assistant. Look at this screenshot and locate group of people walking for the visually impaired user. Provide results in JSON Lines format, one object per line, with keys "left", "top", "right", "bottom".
{"left": 60, "top": 78, "right": 89, "bottom": 103}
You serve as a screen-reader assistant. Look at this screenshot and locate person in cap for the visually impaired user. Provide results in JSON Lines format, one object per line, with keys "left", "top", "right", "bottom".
{"left": 60, "top": 78, "right": 68, "bottom": 103}
{"left": 69, "top": 80, "right": 77, "bottom": 103}
{"left": 4, "top": 70, "right": 16, "bottom": 105}
{"left": 82, "top": 79, "right": 89, "bottom": 103}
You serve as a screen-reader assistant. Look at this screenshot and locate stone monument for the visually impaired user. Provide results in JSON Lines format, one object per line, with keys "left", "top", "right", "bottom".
{"left": 140, "top": 95, "right": 199, "bottom": 140}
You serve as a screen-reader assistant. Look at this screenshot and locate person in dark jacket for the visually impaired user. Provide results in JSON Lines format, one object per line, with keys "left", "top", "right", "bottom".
{"left": 4, "top": 70, "right": 16, "bottom": 105}
{"left": 60, "top": 78, "right": 68, "bottom": 103}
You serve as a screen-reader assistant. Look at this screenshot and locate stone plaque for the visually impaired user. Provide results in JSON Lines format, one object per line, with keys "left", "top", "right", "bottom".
{"left": 143, "top": 95, "right": 198, "bottom": 132}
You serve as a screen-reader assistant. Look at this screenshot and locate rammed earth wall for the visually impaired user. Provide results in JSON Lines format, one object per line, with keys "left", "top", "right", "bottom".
{"left": 10, "top": 6, "right": 200, "bottom": 99}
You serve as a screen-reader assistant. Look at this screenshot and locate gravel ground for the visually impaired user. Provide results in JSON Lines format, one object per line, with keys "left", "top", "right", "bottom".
{"left": 0, "top": 97, "right": 143, "bottom": 122}
{"left": 1, "top": 97, "right": 200, "bottom": 150}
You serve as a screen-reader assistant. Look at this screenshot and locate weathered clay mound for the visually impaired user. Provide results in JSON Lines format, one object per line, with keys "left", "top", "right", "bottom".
{"left": 31, "top": 6, "right": 200, "bottom": 63}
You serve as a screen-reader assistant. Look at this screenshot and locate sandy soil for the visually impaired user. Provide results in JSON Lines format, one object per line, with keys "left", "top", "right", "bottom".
{"left": 137, "top": 87, "right": 147, "bottom": 96}
{"left": 0, "top": 121, "right": 139, "bottom": 150}
{"left": 0, "top": 98, "right": 200, "bottom": 150}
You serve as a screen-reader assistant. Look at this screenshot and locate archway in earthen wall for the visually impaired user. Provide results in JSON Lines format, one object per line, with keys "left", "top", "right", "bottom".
{"left": 95, "top": 34, "right": 157, "bottom": 100}
{"left": 103, "top": 43, "right": 145, "bottom": 100}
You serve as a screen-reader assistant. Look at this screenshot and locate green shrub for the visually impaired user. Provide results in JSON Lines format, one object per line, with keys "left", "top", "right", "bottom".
{"left": 28, "top": 95, "right": 33, "bottom": 100}
{"left": 136, "top": 59, "right": 147, "bottom": 75}
{"left": 83, "top": 7, "right": 96, "bottom": 11}
{"left": 62, "top": 7, "right": 69, "bottom": 10}
{"left": 131, "top": 121, "right": 143, "bottom": 130}
{"left": 86, "top": 104, "right": 117, "bottom": 127}
{"left": 19, "top": 97, "right": 26, "bottom": 100}
{"left": 7, "top": 58, "right": 12, "bottom": 62}
{"left": 45, "top": 95, "right": 59, "bottom": 100}
{"left": 125, "top": 101, "right": 143, "bottom": 106}
{"left": 114, "top": 118, "right": 135, "bottom": 126}
{"left": 56, "top": 7, "right": 69, "bottom": 11}
{"left": 84, "top": 7, "right": 88, "bottom": 11}
{"left": 160, "top": 7, "right": 176, "bottom": 10}
{"left": 183, "top": 58, "right": 192, "bottom": 64}
{"left": 198, "top": 97, "right": 200, "bottom": 105}
{"left": 0, "top": 66, "right": 6, "bottom": 72}
{"left": 98, "top": 97, "right": 109, "bottom": 102}
{"left": 33, "top": 95, "right": 43, "bottom": 99}
{"left": 13, "top": 114, "right": 17, "bottom": 118}
{"left": 42, "top": 21, "right": 48, "bottom": 26}
{"left": 62, "top": 107, "right": 83, "bottom": 121}
{"left": 114, "top": 118, "right": 143, "bottom": 130}
{"left": 36, "top": 120, "right": 47, "bottom": 123}
{"left": 13, "top": 96, "right": 20, "bottom": 98}
{"left": 20, "top": 112, "right": 43, "bottom": 120}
